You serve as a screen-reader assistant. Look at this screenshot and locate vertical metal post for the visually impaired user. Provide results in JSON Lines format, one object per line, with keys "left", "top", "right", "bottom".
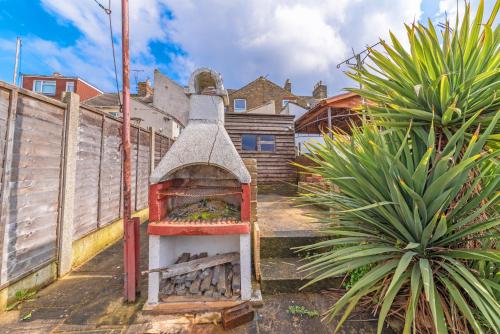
{"left": 13, "top": 37, "right": 21, "bottom": 85}
{"left": 327, "top": 107, "right": 333, "bottom": 138}
{"left": 121, "top": 0, "right": 136, "bottom": 302}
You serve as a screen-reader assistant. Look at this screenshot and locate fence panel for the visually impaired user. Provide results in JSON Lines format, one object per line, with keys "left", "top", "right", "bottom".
{"left": 73, "top": 108, "right": 102, "bottom": 240}
{"left": 4, "top": 93, "right": 65, "bottom": 280}
{"left": 0, "top": 88, "right": 9, "bottom": 193}
{"left": 98, "top": 117, "right": 123, "bottom": 226}
{"left": 135, "top": 130, "right": 150, "bottom": 209}
{"left": 0, "top": 83, "right": 173, "bottom": 287}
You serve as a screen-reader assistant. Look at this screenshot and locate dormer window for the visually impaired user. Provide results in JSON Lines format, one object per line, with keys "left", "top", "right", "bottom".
{"left": 234, "top": 99, "right": 246, "bottom": 112}
{"left": 33, "top": 80, "right": 56, "bottom": 96}
{"left": 65, "top": 81, "right": 75, "bottom": 92}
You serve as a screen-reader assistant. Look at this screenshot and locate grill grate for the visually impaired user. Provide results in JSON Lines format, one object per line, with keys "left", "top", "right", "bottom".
{"left": 159, "top": 186, "right": 242, "bottom": 198}
{"left": 159, "top": 218, "right": 241, "bottom": 225}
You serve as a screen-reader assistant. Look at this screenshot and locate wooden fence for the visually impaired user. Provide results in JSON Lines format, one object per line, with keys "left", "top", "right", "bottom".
{"left": 0, "top": 82, "right": 172, "bottom": 288}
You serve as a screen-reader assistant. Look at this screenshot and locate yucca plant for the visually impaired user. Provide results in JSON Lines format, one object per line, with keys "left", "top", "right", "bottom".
{"left": 296, "top": 1, "right": 499, "bottom": 333}
{"left": 347, "top": 0, "right": 499, "bottom": 141}
{"left": 297, "top": 119, "right": 499, "bottom": 333}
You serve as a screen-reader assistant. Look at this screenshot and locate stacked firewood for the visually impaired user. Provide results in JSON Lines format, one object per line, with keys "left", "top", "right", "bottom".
{"left": 160, "top": 252, "right": 241, "bottom": 299}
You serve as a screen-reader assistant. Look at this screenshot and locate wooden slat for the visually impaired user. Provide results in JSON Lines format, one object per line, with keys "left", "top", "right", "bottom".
{"left": 73, "top": 109, "right": 102, "bottom": 239}
{"left": 2, "top": 93, "right": 64, "bottom": 281}
{"left": 99, "top": 118, "right": 122, "bottom": 226}
{"left": 224, "top": 113, "right": 297, "bottom": 184}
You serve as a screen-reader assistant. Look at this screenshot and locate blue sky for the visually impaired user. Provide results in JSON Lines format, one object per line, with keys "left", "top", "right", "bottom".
{"left": 0, "top": 0, "right": 493, "bottom": 95}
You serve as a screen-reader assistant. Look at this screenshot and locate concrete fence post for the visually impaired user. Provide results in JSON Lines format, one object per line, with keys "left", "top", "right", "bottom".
{"left": 0, "top": 89, "right": 18, "bottom": 285}
{"left": 58, "top": 92, "right": 80, "bottom": 277}
{"left": 149, "top": 127, "right": 155, "bottom": 174}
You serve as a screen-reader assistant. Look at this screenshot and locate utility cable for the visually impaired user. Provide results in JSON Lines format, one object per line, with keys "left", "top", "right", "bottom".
{"left": 93, "top": 0, "right": 122, "bottom": 110}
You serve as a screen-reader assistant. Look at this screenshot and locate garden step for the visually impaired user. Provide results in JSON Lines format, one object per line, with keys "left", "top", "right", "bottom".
{"left": 260, "top": 257, "right": 342, "bottom": 293}
{"left": 259, "top": 230, "right": 328, "bottom": 258}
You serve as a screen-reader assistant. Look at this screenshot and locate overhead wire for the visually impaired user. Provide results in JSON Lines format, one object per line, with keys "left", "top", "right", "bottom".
{"left": 93, "top": 0, "right": 122, "bottom": 109}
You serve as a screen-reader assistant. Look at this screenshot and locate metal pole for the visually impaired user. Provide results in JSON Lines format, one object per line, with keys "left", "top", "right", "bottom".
{"left": 327, "top": 107, "right": 332, "bottom": 138}
{"left": 13, "top": 37, "right": 21, "bottom": 85}
{"left": 121, "top": 0, "right": 136, "bottom": 302}
{"left": 354, "top": 54, "right": 368, "bottom": 123}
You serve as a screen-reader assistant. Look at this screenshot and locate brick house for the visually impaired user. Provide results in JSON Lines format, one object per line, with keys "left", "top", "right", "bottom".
{"left": 22, "top": 72, "right": 103, "bottom": 101}
{"left": 226, "top": 76, "right": 326, "bottom": 114}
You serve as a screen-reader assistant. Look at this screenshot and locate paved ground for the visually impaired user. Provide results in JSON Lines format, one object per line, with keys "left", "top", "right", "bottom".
{"left": 0, "top": 223, "right": 150, "bottom": 334}
{"left": 0, "top": 194, "right": 390, "bottom": 333}
{"left": 257, "top": 193, "right": 325, "bottom": 237}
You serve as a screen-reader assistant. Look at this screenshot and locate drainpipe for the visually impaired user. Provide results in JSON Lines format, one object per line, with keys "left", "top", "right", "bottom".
{"left": 121, "top": 0, "right": 137, "bottom": 302}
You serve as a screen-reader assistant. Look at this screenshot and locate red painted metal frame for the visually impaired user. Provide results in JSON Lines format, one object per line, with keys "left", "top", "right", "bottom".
{"left": 148, "top": 180, "right": 252, "bottom": 235}
{"left": 148, "top": 180, "right": 174, "bottom": 222}
{"left": 148, "top": 221, "right": 250, "bottom": 236}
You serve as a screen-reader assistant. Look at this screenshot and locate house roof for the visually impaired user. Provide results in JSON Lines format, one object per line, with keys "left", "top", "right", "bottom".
{"left": 22, "top": 73, "right": 104, "bottom": 94}
{"left": 84, "top": 93, "right": 121, "bottom": 107}
{"left": 295, "top": 92, "right": 362, "bottom": 134}
{"left": 228, "top": 76, "right": 311, "bottom": 109}
{"left": 83, "top": 93, "right": 184, "bottom": 126}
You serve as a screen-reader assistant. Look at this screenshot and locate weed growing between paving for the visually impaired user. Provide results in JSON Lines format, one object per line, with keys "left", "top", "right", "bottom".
{"left": 295, "top": 1, "right": 499, "bottom": 333}
{"left": 287, "top": 305, "right": 320, "bottom": 318}
{"left": 6, "top": 289, "right": 37, "bottom": 311}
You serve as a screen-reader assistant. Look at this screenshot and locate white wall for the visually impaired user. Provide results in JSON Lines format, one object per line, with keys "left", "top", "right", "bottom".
{"left": 246, "top": 101, "right": 275, "bottom": 114}
{"left": 131, "top": 99, "right": 181, "bottom": 139}
{"left": 282, "top": 102, "right": 308, "bottom": 119}
{"left": 295, "top": 134, "right": 324, "bottom": 154}
{"left": 152, "top": 70, "right": 190, "bottom": 127}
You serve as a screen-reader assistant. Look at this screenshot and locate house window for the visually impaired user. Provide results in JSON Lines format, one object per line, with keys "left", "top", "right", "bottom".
{"left": 242, "top": 134, "right": 257, "bottom": 151}
{"left": 65, "top": 81, "right": 75, "bottom": 92}
{"left": 241, "top": 134, "right": 275, "bottom": 152}
{"left": 282, "top": 99, "right": 290, "bottom": 107}
{"left": 234, "top": 99, "right": 247, "bottom": 112}
{"left": 258, "top": 134, "right": 275, "bottom": 152}
{"left": 33, "top": 80, "right": 56, "bottom": 95}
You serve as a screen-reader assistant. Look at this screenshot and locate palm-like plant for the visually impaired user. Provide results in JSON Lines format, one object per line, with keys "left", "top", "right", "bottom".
{"left": 347, "top": 1, "right": 499, "bottom": 139}
{"left": 298, "top": 120, "right": 499, "bottom": 333}
{"left": 296, "top": 1, "right": 500, "bottom": 333}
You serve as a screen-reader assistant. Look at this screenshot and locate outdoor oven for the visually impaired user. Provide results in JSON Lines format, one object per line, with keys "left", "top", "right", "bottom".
{"left": 147, "top": 68, "right": 252, "bottom": 305}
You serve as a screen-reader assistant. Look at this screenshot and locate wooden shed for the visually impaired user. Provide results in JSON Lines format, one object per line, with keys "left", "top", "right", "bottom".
{"left": 295, "top": 92, "right": 362, "bottom": 134}
{"left": 224, "top": 113, "right": 296, "bottom": 185}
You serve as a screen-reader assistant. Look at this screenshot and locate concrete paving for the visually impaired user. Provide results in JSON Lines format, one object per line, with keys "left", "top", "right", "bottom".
{"left": 0, "top": 223, "right": 150, "bottom": 334}
{"left": 257, "top": 193, "right": 326, "bottom": 237}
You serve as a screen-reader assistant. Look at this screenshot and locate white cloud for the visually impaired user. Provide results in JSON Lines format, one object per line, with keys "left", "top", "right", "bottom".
{"left": 31, "top": 0, "right": 168, "bottom": 91}
{"left": 162, "top": 0, "right": 423, "bottom": 95}
{"left": 435, "top": 0, "right": 499, "bottom": 26}
{"left": 25, "top": 0, "right": 428, "bottom": 95}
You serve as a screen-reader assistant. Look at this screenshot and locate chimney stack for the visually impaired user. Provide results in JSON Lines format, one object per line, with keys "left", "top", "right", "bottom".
{"left": 137, "top": 79, "right": 153, "bottom": 97}
{"left": 312, "top": 80, "right": 327, "bottom": 99}
{"left": 284, "top": 79, "right": 291, "bottom": 92}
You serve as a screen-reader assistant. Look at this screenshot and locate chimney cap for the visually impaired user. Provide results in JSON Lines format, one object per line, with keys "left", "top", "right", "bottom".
{"left": 187, "top": 67, "right": 228, "bottom": 104}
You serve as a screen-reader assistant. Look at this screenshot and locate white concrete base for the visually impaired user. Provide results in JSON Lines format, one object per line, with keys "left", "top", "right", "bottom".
{"left": 148, "top": 234, "right": 251, "bottom": 305}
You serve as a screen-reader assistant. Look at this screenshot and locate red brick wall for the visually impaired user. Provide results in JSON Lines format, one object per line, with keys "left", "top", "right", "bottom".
{"left": 22, "top": 76, "right": 101, "bottom": 101}
{"left": 75, "top": 80, "right": 101, "bottom": 101}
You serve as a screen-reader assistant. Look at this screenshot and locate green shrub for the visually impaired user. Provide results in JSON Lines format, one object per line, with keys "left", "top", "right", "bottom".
{"left": 296, "top": 2, "right": 499, "bottom": 332}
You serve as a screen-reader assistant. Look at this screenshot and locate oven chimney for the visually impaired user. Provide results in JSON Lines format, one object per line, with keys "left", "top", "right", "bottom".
{"left": 150, "top": 68, "right": 250, "bottom": 184}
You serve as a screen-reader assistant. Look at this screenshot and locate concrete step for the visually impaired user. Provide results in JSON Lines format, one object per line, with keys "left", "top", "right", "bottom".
{"left": 259, "top": 230, "right": 328, "bottom": 258}
{"left": 260, "top": 257, "right": 342, "bottom": 294}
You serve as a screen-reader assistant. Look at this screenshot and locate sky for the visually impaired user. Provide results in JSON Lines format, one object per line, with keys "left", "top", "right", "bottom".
{"left": 0, "top": 0, "right": 495, "bottom": 96}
